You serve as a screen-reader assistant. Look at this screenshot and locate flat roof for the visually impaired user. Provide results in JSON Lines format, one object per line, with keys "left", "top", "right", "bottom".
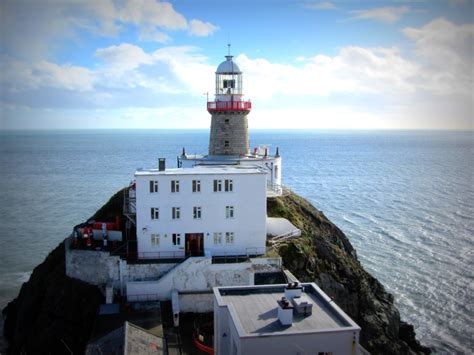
{"left": 181, "top": 154, "right": 280, "bottom": 162}
{"left": 135, "top": 165, "right": 266, "bottom": 176}
{"left": 214, "top": 283, "right": 360, "bottom": 337}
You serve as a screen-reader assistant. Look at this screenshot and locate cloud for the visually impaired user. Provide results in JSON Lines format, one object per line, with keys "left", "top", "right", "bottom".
{"left": 235, "top": 45, "right": 417, "bottom": 100}
{"left": 138, "top": 27, "right": 172, "bottom": 43}
{"left": 117, "top": 0, "right": 187, "bottom": 31}
{"left": 95, "top": 43, "right": 153, "bottom": 72}
{"left": 303, "top": 1, "right": 337, "bottom": 10}
{"left": 1, "top": 0, "right": 218, "bottom": 58}
{"left": 350, "top": 6, "right": 410, "bottom": 23}
{"left": 402, "top": 18, "right": 474, "bottom": 96}
{"left": 188, "top": 19, "right": 219, "bottom": 36}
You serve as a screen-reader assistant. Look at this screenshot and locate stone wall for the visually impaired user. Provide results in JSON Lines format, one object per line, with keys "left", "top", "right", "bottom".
{"left": 65, "top": 237, "right": 178, "bottom": 291}
{"left": 209, "top": 112, "right": 249, "bottom": 155}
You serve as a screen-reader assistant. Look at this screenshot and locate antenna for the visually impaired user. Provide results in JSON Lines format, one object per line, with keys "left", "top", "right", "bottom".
{"left": 227, "top": 43, "right": 231, "bottom": 56}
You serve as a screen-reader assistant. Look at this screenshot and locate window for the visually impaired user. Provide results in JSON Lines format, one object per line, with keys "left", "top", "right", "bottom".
{"left": 151, "top": 234, "right": 160, "bottom": 246}
{"left": 171, "top": 180, "right": 180, "bottom": 193}
{"left": 226, "top": 206, "right": 234, "bottom": 219}
{"left": 223, "top": 79, "right": 235, "bottom": 89}
{"left": 149, "top": 180, "right": 158, "bottom": 193}
{"left": 224, "top": 140, "right": 230, "bottom": 148}
{"left": 225, "top": 179, "right": 233, "bottom": 192}
{"left": 213, "top": 179, "right": 222, "bottom": 192}
{"left": 192, "top": 180, "right": 201, "bottom": 192}
{"left": 151, "top": 207, "right": 159, "bottom": 220}
{"left": 225, "top": 232, "right": 234, "bottom": 244}
{"left": 213, "top": 232, "right": 222, "bottom": 245}
{"left": 224, "top": 118, "right": 229, "bottom": 124}
{"left": 172, "top": 207, "right": 180, "bottom": 220}
{"left": 193, "top": 206, "right": 202, "bottom": 219}
{"left": 172, "top": 233, "right": 181, "bottom": 246}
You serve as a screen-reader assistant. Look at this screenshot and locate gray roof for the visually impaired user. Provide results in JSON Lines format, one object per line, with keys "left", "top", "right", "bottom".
{"left": 216, "top": 55, "right": 242, "bottom": 74}
{"left": 214, "top": 283, "right": 360, "bottom": 337}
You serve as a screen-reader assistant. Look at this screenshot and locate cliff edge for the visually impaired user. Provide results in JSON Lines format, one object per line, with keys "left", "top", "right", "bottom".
{"left": 3, "top": 188, "right": 430, "bottom": 354}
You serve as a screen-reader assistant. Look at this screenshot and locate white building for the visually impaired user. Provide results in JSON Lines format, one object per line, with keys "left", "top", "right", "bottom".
{"left": 213, "top": 283, "right": 363, "bottom": 355}
{"left": 135, "top": 164, "right": 267, "bottom": 258}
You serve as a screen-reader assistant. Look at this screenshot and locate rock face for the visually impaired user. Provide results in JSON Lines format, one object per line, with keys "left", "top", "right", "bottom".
{"left": 268, "top": 190, "right": 430, "bottom": 354}
{"left": 3, "top": 188, "right": 430, "bottom": 354}
{"left": 2, "top": 239, "right": 104, "bottom": 354}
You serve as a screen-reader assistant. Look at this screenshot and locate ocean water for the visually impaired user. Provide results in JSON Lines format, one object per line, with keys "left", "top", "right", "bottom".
{"left": 0, "top": 129, "right": 472, "bottom": 353}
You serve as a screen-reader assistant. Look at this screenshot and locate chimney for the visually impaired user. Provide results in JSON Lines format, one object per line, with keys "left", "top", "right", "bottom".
{"left": 277, "top": 297, "right": 293, "bottom": 326}
{"left": 158, "top": 158, "right": 166, "bottom": 171}
{"left": 284, "top": 282, "right": 302, "bottom": 300}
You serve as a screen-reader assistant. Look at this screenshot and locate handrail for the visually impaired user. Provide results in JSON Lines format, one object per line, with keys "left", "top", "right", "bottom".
{"left": 207, "top": 100, "right": 251, "bottom": 112}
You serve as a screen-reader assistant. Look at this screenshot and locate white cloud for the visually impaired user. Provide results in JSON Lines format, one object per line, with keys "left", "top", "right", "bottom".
{"left": 303, "top": 1, "right": 337, "bottom": 10}
{"left": 350, "top": 6, "right": 410, "bottom": 23}
{"left": 402, "top": 18, "right": 474, "bottom": 95}
{"left": 117, "top": 0, "right": 187, "bottom": 30}
{"left": 235, "top": 45, "right": 417, "bottom": 100}
{"left": 138, "top": 27, "right": 172, "bottom": 43}
{"left": 1, "top": 57, "right": 94, "bottom": 92}
{"left": 188, "top": 19, "right": 219, "bottom": 36}
{"left": 95, "top": 43, "right": 153, "bottom": 72}
{"left": 1, "top": 0, "right": 218, "bottom": 58}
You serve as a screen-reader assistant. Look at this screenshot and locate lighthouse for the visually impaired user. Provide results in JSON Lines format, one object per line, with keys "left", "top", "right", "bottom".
{"left": 207, "top": 50, "right": 251, "bottom": 156}
{"left": 179, "top": 48, "right": 282, "bottom": 196}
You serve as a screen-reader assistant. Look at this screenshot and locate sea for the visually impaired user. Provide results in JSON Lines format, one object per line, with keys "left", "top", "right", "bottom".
{"left": 0, "top": 129, "right": 472, "bottom": 353}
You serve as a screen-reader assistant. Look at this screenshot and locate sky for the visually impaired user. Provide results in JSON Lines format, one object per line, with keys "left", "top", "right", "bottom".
{"left": 0, "top": 0, "right": 473, "bottom": 130}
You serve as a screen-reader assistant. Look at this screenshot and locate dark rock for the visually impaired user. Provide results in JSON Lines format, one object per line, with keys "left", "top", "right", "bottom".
{"left": 2, "top": 242, "right": 103, "bottom": 354}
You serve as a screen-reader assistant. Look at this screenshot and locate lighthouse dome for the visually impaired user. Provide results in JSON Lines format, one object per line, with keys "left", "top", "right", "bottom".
{"left": 216, "top": 55, "right": 242, "bottom": 74}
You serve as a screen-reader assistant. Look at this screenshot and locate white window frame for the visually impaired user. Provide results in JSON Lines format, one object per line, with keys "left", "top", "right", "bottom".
{"left": 213, "top": 232, "right": 222, "bottom": 245}
{"left": 171, "top": 180, "right": 180, "bottom": 193}
{"left": 172, "top": 207, "right": 181, "bottom": 220}
{"left": 192, "top": 179, "right": 201, "bottom": 192}
{"left": 225, "top": 232, "right": 234, "bottom": 244}
{"left": 151, "top": 234, "right": 160, "bottom": 247}
{"left": 151, "top": 207, "right": 159, "bottom": 220}
{"left": 226, "top": 206, "right": 234, "bottom": 219}
{"left": 193, "top": 206, "right": 202, "bottom": 219}
{"left": 213, "top": 179, "right": 222, "bottom": 192}
{"left": 149, "top": 180, "right": 159, "bottom": 193}
{"left": 225, "top": 179, "right": 233, "bottom": 192}
{"left": 172, "top": 233, "right": 181, "bottom": 246}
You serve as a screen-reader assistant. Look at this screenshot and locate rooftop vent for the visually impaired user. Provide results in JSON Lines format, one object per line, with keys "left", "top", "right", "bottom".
{"left": 277, "top": 297, "right": 293, "bottom": 326}
{"left": 158, "top": 158, "right": 166, "bottom": 171}
{"left": 284, "top": 282, "right": 303, "bottom": 300}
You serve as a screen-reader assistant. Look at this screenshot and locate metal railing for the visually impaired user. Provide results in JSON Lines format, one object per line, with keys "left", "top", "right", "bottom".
{"left": 207, "top": 100, "right": 252, "bottom": 112}
{"left": 267, "top": 181, "right": 283, "bottom": 196}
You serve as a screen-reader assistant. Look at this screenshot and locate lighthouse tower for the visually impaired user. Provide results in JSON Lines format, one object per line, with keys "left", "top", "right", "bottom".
{"left": 207, "top": 50, "right": 251, "bottom": 156}
{"left": 178, "top": 48, "right": 282, "bottom": 196}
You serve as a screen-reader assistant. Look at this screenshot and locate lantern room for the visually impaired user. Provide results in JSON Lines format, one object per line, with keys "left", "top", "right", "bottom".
{"left": 215, "top": 55, "right": 243, "bottom": 101}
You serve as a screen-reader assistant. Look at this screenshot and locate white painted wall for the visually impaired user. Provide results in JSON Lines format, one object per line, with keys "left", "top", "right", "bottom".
{"left": 126, "top": 257, "right": 281, "bottom": 303}
{"left": 180, "top": 156, "right": 282, "bottom": 188}
{"left": 135, "top": 168, "right": 267, "bottom": 258}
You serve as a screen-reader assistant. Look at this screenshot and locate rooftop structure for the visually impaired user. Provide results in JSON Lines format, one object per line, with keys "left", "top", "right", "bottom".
{"left": 214, "top": 283, "right": 362, "bottom": 355}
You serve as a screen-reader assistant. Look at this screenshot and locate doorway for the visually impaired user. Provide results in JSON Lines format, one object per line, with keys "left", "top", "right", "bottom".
{"left": 185, "top": 233, "right": 204, "bottom": 256}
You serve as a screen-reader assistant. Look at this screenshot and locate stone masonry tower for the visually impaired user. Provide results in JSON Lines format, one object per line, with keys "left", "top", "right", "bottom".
{"left": 208, "top": 49, "right": 251, "bottom": 156}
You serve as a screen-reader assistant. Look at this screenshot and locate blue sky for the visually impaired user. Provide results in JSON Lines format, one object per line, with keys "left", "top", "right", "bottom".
{"left": 1, "top": 0, "right": 473, "bottom": 130}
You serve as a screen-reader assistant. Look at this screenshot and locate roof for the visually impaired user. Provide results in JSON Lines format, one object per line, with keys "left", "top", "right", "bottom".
{"left": 266, "top": 217, "right": 299, "bottom": 237}
{"left": 214, "top": 283, "right": 360, "bottom": 337}
{"left": 216, "top": 55, "right": 242, "bottom": 74}
{"left": 135, "top": 165, "right": 266, "bottom": 177}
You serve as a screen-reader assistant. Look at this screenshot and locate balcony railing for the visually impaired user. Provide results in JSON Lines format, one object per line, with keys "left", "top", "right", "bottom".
{"left": 207, "top": 100, "right": 252, "bottom": 112}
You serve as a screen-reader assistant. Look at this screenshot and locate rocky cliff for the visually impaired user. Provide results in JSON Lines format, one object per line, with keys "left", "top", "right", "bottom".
{"left": 3, "top": 188, "right": 430, "bottom": 354}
